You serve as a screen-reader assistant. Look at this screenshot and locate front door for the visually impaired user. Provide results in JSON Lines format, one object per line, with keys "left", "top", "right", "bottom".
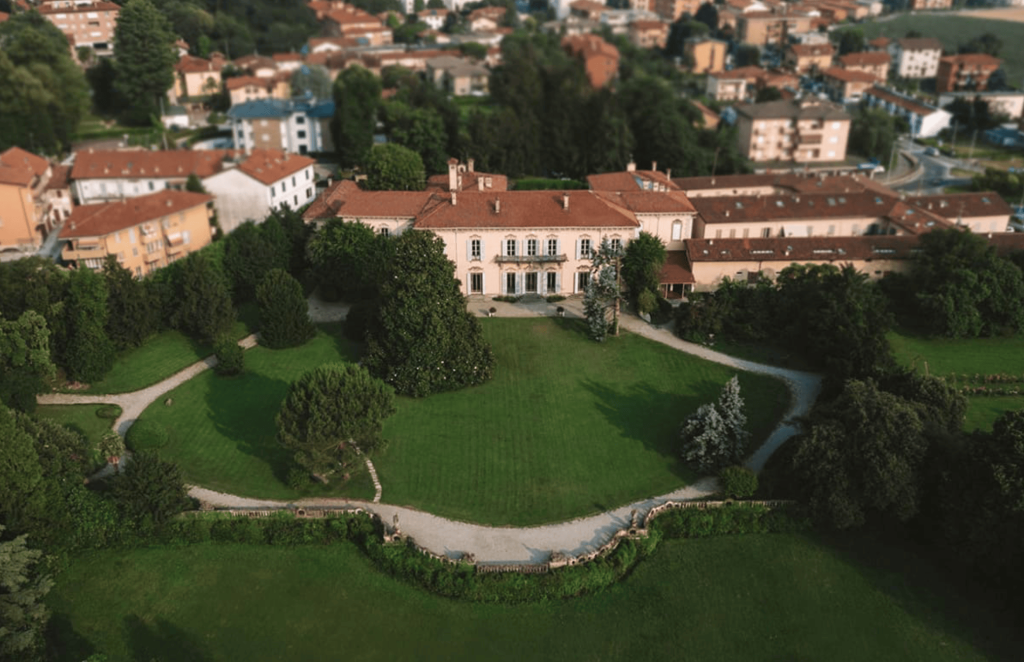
{"left": 525, "top": 272, "right": 538, "bottom": 294}
{"left": 506, "top": 272, "right": 517, "bottom": 295}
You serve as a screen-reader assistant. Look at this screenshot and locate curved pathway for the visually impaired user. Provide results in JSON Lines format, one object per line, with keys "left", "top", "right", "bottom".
{"left": 38, "top": 298, "right": 822, "bottom": 564}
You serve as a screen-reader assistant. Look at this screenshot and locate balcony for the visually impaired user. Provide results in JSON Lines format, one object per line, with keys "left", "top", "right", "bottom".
{"left": 494, "top": 254, "right": 568, "bottom": 264}
{"left": 62, "top": 241, "right": 105, "bottom": 262}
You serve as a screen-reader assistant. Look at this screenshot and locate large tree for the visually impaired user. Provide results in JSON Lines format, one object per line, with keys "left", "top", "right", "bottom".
{"left": 0, "top": 311, "right": 54, "bottom": 413}
{"left": 170, "top": 251, "right": 236, "bottom": 343}
{"left": 583, "top": 238, "right": 625, "bottom": 342}
{"left": 61, "top": 268, "right": 115, "bottom": 384}
{"left": 332, "top": 65, "right": 381, "bottom": 167}
{"left": 222, "top": 219, "right": 289, "bottom": 302}
{"left": 277, "top": 363, "right": 395, "bottom": 476}
{"left": 364, "top": 230, "right": 494, "bottom": 397}
{"left": 110, "top": 450, "right": 192, "bottom": 525}
{"left": 306, "top": 219, "right": 381, "bottom": 301}
{"left": 621, "top": 232, "right": 666, "bottom": 312}
{"left": 0, "top": 405, "right": 45, "bottom": 530}
{"left": 0, "top": 525, "right": 52, "bottom": 661}
{"left": 103, "top": 255, "right": 158, "bottom": 351}
{"left": 113, "top": 0, "right": 177, "bottom": 126}
{"left": 849, "top": 107, "right": 899, "bottom": 162}
{"left": 362, "top": 143, "right": 426, "bottom": 191}
{"left": 256, "top": 269, "right": 315, "bottom": 349}
{"left": 680, "top": 376, "right": 749, "bottom": 472}
{"left": 290, "top": 64, "right": 333, "bottom": 100}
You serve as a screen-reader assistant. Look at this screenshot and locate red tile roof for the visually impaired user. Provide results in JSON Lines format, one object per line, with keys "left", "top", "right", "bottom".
{"left": 0, "top": 11, "right": 9, "bottom": 22}
{"left": 939, "top": 53, "right": 1001, "bottom": 67}
{"left": 415, "top": 190, "right": 638, "bottom": 229}
{"left": 660, "top": 251, "right": 695, "bottom": 284}
{"left": 692, "top": 190, "right": 899, "bottom": 224}
{"left": 273, "top": 53, "right": 303, "bottom": 62}
{"left": 236, "top": 150, "right": 315, "bottom": 186}
{"left": 38, "top": 1, "right": 118, "bottom": 13}
{"left": 789, "top": 43, "right": 834, "bottom": 57}
{"left": 71, "top": 149, "right": 236, "bottom": 181}
{"left": 865, "top": 86, "right": 936, "bottom": 116}
{"left": 175, "top": 55, "right": 224, "bottom": 74}
{"left": 823, "top": 66, "right": 878, "bottom": 83}
{"left": 0, "top": 146, "right": 49, "bottom": 179}
{"left": 62, "top": 191, "right": 212, "bottom": 239}
{"left": 838, "top": 51, "right": 890, "bottom": 67}
{"left": 588, "top": 169, "right": 679, "bottom": 192}
{"left": 46, "top": 165, "right": 71, "bottom": 191}
{"left": 595, "top": 190, "right": 696, "bottom": 214}
{"left": 226, "top": 76, "right": 276, "bottom": 91}
{"left": 686, "top": 234, "right": 923, "bottom": 263}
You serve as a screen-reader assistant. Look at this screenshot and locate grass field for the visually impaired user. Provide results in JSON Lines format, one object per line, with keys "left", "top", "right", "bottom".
{"left": 133, "top": 318, "right": 787, "bottom": 523}
{"left": 374, "top": 319, "right": 788, "bottom": 525}
{"left": 70, "top": 307, "right": 257, "bottom": 395}
{"left": 857, "top": 14, "right": 1024, "bottom": 88}
{"left": 34, "top": 404, "right": 119, "bottom": 470}
{"left": 45, "top": 534, "right": 1020, "bottom": 662}
{"left": 130, "top": 323, "right": 375, "bottom": 501}
{"left": 889, "top": 330, "right": 1024, "bottom": 430}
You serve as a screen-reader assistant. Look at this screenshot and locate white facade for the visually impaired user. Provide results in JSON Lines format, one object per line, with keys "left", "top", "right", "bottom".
{"left": 230, "top": 114, "right": 332, "bottom": 155}
{"left": 204, "top": 164, "right": 316, "bottom": 234}
{"left": 890, "top": 44, "right": 942, "bottom": 79}
{"left": 74, "top": 176, "right": 178, "bottom": 204}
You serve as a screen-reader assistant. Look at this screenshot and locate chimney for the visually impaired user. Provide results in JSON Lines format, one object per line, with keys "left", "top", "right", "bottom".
{"left": 468, "top": 158, "right": 475, "bottom": 172}
{"left": 451, "top": 191, "right": 457, "bottom": 206}
{"left": 448, "top": 159, "right": 458, "bottom": 192}
{"left": 725, "top": 210, "right": 730, "bottom": 217}
{"left": 477, "top": 177, "right": 484, "bottom": 191}
{"left": 626, "top": 160, "right": 636, "bottom": 173}
{"left": 651, "top": 160, "right": 657, "bottom": 172}
{"left": 666, "top": 168, "right": 671, "bottom": 179}
{"left": 327, "top": 176, "right": 332, "bottom": 187}
{"left": 166, "top": 199, "right": 173, "bottom": 207}
{"left": 563, "top": 192, "right": 569, "bottom": 210}
{"left": 494, "top": 198, "right": 500, "bottom": 213}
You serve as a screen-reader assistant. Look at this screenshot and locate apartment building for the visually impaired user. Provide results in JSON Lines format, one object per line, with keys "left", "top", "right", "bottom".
{"left": 228, "top": 98, "right": 335, "bottom": 155}
{"left": 685, "top": 37, "right": 728, "bottom": 74}
{"left": 37, "top": 0, "right": 119, "bottom": 57}
{"left": 171, "top": 54, "right": 227, "bottom": 105}
{"left": 652, "top": 0, "right": 701, "bottom": 21}
{"left": 321, "top": 4, "right": 393, "bottom": 46}
{"left": 71, "top": 149, "right": 237, "bottom": 204}
{"left": 822, "top": 67, "right": 877, "bottom": 103}
{"left": 468, "top": 6, "right": 506, "bottom": 31}
{"left": 735, "top": 99, "right": 850, "bottom": 163}
{"left": 784, "top": 42, "right": 834, "bottom": 74}
{"left": 60, "top": 191, "right": 213, "bottom": 275}
{"left": 737, "top": 11, "right": 813, "bottom": 47}
{"left": 562, "top": 34, "right": 620, "bottom": 89}
{"left": 938, "top": 91, "right": 1024, "bottom": 121}
{"left": 837, "top": 50, "right": 889, "bottom": 82}
{"left": 889, "top": 38, "right": 943, "bottom": 79}
{"left": 628, "top": 20, "right": 669, "bottom": 49}
{"left": 936, "top": 53, "right": 1002, "bottom": 94}
{"left": 864, "top": 86, "right": 951, "bottom": 138}
{"left": 425, "top": 56, "right": 490, "bottom": 96}
{"left": 226, "top": 75, "right": 292, "bottom": 106}
{"left": 0, "top": 147, "right": 71, "bottom": 252}
{"left": 202, "top": 150, "right": 316, "bottom": 234}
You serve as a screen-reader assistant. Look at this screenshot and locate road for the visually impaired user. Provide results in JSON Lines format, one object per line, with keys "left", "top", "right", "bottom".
{"left": 890, "top": 138, "right": 977, "bottom": 196}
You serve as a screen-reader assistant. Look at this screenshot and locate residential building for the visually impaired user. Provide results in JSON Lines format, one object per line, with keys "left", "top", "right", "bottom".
{"left": 468, "top": 6, "right": 506, "bottom": 31}
{"left": 889, "top": 38, "right": 943, "bottom": 79}
{"left": 60, "top": 191, "right": 214, "bottom": 275}
{"left": 37, "top": 0, "right": 119, "bottom": 57}
{"left": 426, "top": 158, "right": 509, "bottom": 194}
{"left": 837, "top": 50, "right": 889, "bottom": 82}
{"left": 171, "top": 54, "right": 226, "bottom": 105}
{"left": 425, "top": 56, "right": 490, "bottom": 96}
{"left": 628, "top": 20, "right": 668, "bottom": 49}
{"left": 692, "top": 101, "right": 721, "bottom": 129}
{"left": 272, "top": 52, "right": 304, "bottom": 72}
{"left": 864, "top": 86, "right": 951, "bottom": 138}
{"left": 321, "top": 4, "right": 393, "bottom": 46}
{"left": 909, "top": 0, "right": 952, "bottom": 8}
{"left": 418, "top": 8, "right": 449, "bottom": 30}
{"left": 822, "top": 67, "right": 877, "bottom": 103}
{"left": 70, "top": 149, "right": 237, "bottom": 204}
{"left": 867, "top": 36, "right": 890, "bottom": 51}
{"left": 936, "top": 53, "right": 1002, "bottom": 94}
{"left": 562, "top": 34, "right": 620, "bottom": 89}
{"left": 735, "top": 98, "right": 851, "bottom": 163}
{"left": 685, "top": 37, "right": 728, "bottom": 74}
{"left": 228, "top": 98, "right": 336, "bottom": 154}
{"left": 202, "top": 150, "right": 317, "bottom": 234}
{"left": 784, "top": 42, "right": 834, "bottom": 74}
{"left": 0, "top": 147, "right": 70, "bottom": 252}
{"left": 226, "top": 75, "right": 291, "bottom": 106}
{"left": 706, "top": 69, "right": 754, "bottom": 102}
{"left": 652, "top": 0, "right": 701, "bottom": 22}
{"left": 233, "top": 54, "right": 279, "bottom": 78}
{"left": 737, "top": 11, "right": 813, "bottom": 47}
{"left": 938, "top": 91, "right": 1024, "bottom": 121}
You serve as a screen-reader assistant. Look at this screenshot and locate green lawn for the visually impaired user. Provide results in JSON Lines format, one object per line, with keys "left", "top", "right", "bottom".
{"left": 46, "top": 534, "right": 1020, "bottom": 662}
{"left": 131, "top": 318, "right": 788, "bottom": 524}
{"left": 374, "top": 319, "right": 789, "bottom": 525}
{"left": 889, "top": 330, "right": 1024, "bottom": 431}
{"left": 857, "top": 14, "right": 1024, "bottom": 88}
{"left": 34, "top": 404, "right": 119, "bottom": 469}
{"left": 130, "top": 323, "right": 375, "bottom": 500}
{"left": 70, "top": 308, "right": 257, "bottom": 395}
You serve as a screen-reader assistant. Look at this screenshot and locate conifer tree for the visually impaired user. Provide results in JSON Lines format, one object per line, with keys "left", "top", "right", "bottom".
{"left": 0, "top": 525, "right": 52, "bottom": 660}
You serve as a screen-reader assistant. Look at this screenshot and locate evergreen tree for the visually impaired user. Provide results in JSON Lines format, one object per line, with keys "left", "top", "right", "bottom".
{"left": 0, "top": 525, "right": 52, "bottom": 661}
{"left": 306, "top": 219, "right": 382, "bottom": 300}
{"left": 364, "top": 230, "right": 494, "bottom": 397}
{"left": 256, "top": 269, "right": 315, "bottom": 349}
{"left": 110, "top": 451, "right": 191, "bottom": 525}
{"left": 680, "top": 376, "right": 749, "bottom": 472}
{"left": 332, "top": 65, "right": 381, "bottom": 167}
{"left": 112, "top": 0, "right": 176, "bottom": 126}
{"left": 0, "top": 311, "right": 54, "bottom": 413}
{"left": 583, "top": 238, "right": 625, "bottom": 342}
{"left": 222, "top": 220, "right": 288, "bottom": 302}
{"left": 171, "top": 251, "right": 235, "bottom": 343}
{"left": 277, "top": 363, "right": 395, "bottom": 476}
{"left": 621, "top": 231, "right": 666, "bottom": 311}
{"left": 103, "top": 255, "right": 158, "bottom": 351}
{"left": 717, "top": 376, "right": 749, "bottom": 459}
{"left": 61, "top": 268, "right": 115, "bottom": 384}
{"left": 362, "top": 143, "right": 426, "bottom": 191}
{"left": 0, "top": 405, "right": 44, "bottom": 529}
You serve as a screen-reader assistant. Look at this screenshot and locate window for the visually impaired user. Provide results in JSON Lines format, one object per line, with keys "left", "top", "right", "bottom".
{"left": 506, "top": 238, "right": 517, "bottom": 256}
{"left": 715, "top": 229, "right": 722, "bottom": 239}
{"left": 135, "top": 267, "right": 142, "bottom": 277}
{"left": 306, "top": 188, "right": 312, "bottom": 198}
{"left": 506, "top": 272, "right": 517, "bottom": 294}
{"left": 827, "top": 225, "right": 835, "bottom": 236}
{"left": 527, "top": 238, "right": 538, "bottom": 256}
{"left": 292, "top": 176, "right": 297, "bottom": 187}
{"left": 282, "top": 181, "right": 286, "bottom": 192}
{"left": 296, "top": 116, "right": 306, "bottom": 124}
{"left": 610, "top": 238, "right": 621, "bottom": 252}
{"left": 146, "top": 240, "right": 163, "bottom": 254}
{"left": 579, "top": 238, "right": 592, "bottom": 258}
{"left": 577, "top": 272, "right": 590, "bottom": 293}
{"left": 114, "top": 232, "right": 121, "bottom": 244}
{"left": 547, "top": 238, "right": 558, "bottom": 256}
{"left": 525, "top": 272, "right": 538, "bottom": 293}
{"left": 470, "top": 239, "right": 481, "bottom": 260}
{"left": 806, "top": 226, "right": 813, "bottom": 237}
{"left": 379, "top": 227, "right": 390, "bottom": 237}
{"left": 297, "top": 130, "right": 306, "bottom": 138}
{"left": 546, "top": 272, "right": 558, "bottom": 293}
{"left": 306, "top": 170, "right": 311, "bottom": 180}
{"left": 470, "top": 272, "right": 483, "bottom": 293}
{"left": 762, "top": 227, "right": 771, "bottom": 238}
{"left": 671, "top": 221, "right": 682, "bottom": 241}
{"left": 148, "top": 181, "right": 155, "bottom": 191}
{"left": 742, "top": 228, "right": 749, "bottom": 238}
{"left": 132, "top": 247, "right": 139, "bottom": 256}
{"left": 270, "top": 185, "right": 275, "bottom": 197}
{"left": 183, "top": 231, "right": 190, "bottom": 245}
{"left": 294, "top": 195, "right": 298, "bottom": 206}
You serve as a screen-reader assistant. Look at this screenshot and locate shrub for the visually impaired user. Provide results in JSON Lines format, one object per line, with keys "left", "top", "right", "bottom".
{"left": 492, "top": 295, "right": 521, "bottom": 303}
{"left": 287, "top": 467, "right": 311, "bottom": 490}
{"left": 124, "top": 419, "right": 169, "bottom": 450}
{"left": 718, "top": 465, "right": 758, "bottom": 499}
{"left": 637, "top": 289, "right": 657, "bottom": 315}
{"left": 213, "top": 336, "right": 244, "bottom": 376}
{"left": 546, "top": 295, "right": 566, "bottom": 303}
{"left": 257, "top": 269, "right": 316, "bottom": 349}
{"left": 95, "top": 404, "right": 122, "bottom": 420}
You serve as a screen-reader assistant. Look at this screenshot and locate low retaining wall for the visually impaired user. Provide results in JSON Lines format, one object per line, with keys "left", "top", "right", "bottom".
{"left": 187, "top": 499, "right": 797, "bottom": 574}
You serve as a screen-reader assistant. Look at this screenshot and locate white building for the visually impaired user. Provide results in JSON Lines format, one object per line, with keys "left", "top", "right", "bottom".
{"left": 888, "top": 38, "right": 943, "bottom": 79}
{"left": 70, "top": 149, "right": 236, "bottom": 204}
{"left": 203, "top": 150, "right": 317, "bottom": 233}
{"left": 865, "top": 86, "right": 952, "bottom": 138}
{"left": 227, "top": 98, "right": 336, "bottom": 155}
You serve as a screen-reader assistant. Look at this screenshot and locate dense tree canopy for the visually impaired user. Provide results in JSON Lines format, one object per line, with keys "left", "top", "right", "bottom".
{"left": 170, "top": 251, "right": 236, "bottom": 342}
{"left": 332, "top": 65, "right": 382, "bottom": 167}
{"left": 0, "top": 311, "right": 54, "bottom": 413}
{"left": 364, "top": 230, "right": 494, "bottom": 396}
{"left": 113, "top": 0, "right": 177, "bottom": 125}
{"left": 256, "top": 269, "right": 315, "bottom": 349}
{"left": 222, "top": 219, "right": 290, "bottom": 302}
{"left": 306, "top": 219, "right": 381, "bottom": 301}
{"left": 0, "top": 524, "right": 52, "bottom": 661}
{"left": 363, "top": 143, "right": 427, "bottom": 191}
{"left": 110, "top": 450, "right": 192, "bottom": 525}
{"left": 621, "top": 232, "right": 667, "bottom": 312}
{"left": 61, "top": 268, "right": 116, "bottom": 384}
{"left": 103, "top": 255, "right": 159, "bottom": 351}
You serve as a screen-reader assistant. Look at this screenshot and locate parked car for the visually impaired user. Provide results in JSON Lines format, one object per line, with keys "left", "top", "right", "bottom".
{"left": 924, "top": 147, "right": 940, "bottom": 156}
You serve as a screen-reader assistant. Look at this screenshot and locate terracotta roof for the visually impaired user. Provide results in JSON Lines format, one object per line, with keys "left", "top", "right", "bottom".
{"left": 674, "top": 172, "right": 886, "bottom": 196}
{"left": 468, "top": 6, "right": 507, "bottom": 20}
{"left": 987, "top": 232, "right": 1024, "bottom": 256}
{"left": 226, "top": 75, "right": 275, "bottom": 91}
{"left": 303, "top": 180, "right": 359, "bottom": 220}
{"left": 0, "top": 12, "right": 9, "bottom": 22}
{"left": 823, "top": 67, "right": 878, "bottom": 83}
{"left": 789, "top": 43, "right": 834, "bottom": 57}
{"left": 868, "top": 37, "right": 890, "bottom": 48}
{"left": 273, "top": 53, "right": 303, "bottom": 62}
{"left": 561, "top": 34, "right": 619, "bottom": 60}
{"left": 595, "top": 190, "right": 696, "bottom": 214}
{"left": 839, "top": 51, "right": 890, "bottom": 67}
{"left": 0, "top": 146, "right": 49, "bottom": 179}
{"left": 865, "top": 86, "right": 937, "bottom": 117}
{"left": 692, "top": 191, "right": 899, "bottom": 224}
{"left": 37, "top": 1, "right": 118, "bottom": 13}
{"left": 234, "top": 54, "right": 277, "bottom": 71}
{"left": 71, "top": 149, "right": 236, "bottom": 181}
{"left": 415, "top": 190, "right": 638, "bottom": 230}
{"left": 324, "top": 187, "right": 435, "bottom": 219}
{"left": 708, "top": 65, "right": 765, "bottom": 80}
{"left": 46, "top": 165, "right": 71, "bottom": 191}
{"left": 939, "top": 53, "right": 1001, "bottom": 67}
{"left": 630, "top": 20, "right": 668, "bottom": 31}
{"left": 736, "top": 98, "right": 849, "bottom": 121}
{"left": 673, "top": 173, "right": 780, "bottom": 191}
{"left": 686, "top": 234, "right": 923, "bottom": 263}
{"left": 660, "top": 251, "right": 695, "bottom": 284}
{"left": 897, "top": 38, "right": 943, "bottom": 52}
{"left": 909, "top": 192, "right": 1012, "bottom": 219}
{"left": 61, "top": 191, "right": 212, "bottom": 239}
{"left": 236, "top": 150, "right": 315, "bottom": 186}
{"left": 175, "top": 55, "right": 224, "bottom": 74}
{"left": 588, "top": 169, "right": 680, "bottom": 192}
{"left": 325, "top": 6, "right": 382, "bottom": 25}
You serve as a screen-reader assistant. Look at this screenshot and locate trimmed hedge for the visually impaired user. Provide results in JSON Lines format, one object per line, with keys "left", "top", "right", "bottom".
{"left": 95, "top": 404, "right": 122, "bottom": 420}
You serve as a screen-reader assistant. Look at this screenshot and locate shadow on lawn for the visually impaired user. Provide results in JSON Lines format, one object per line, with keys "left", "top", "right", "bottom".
{"left": 45, "top": 613, "right": 97, "bottom": 662}
{"left": 124, "top": 614, "right": 212, "bottom": 662}
{"left": 204, "top": 371, "right": 296, "bottom": 486}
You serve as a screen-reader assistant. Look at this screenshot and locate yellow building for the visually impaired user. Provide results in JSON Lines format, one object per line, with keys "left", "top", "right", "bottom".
{"left": 0, "top": 147, "right": 69, "bottom": 253}
{"left": 686, "top": 37, "right": 729, "bottom": 74}
{"left": 60, "top": 190, "right": 213, "bottom": 276}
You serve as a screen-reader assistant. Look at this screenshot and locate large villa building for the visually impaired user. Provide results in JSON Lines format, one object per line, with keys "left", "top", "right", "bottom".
{"left": 304, "top": 159, "right": 1019, "bottom": 298}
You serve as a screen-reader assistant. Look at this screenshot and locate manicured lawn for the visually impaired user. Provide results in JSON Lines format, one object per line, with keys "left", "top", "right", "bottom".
{"left": 857, "top": 14, "right": 1024, "bottom": 88}
{"left": 35, "top": 404, "right": 119, "bottom": 469}
{"left": 374, "top": 319, "right": 789, "bottom": 525}
{"left": 131, "top": 323, "right": 375, "bottom": 501}
{"left": 71, "top": 307, "right": 257, "bottom": 395}
{"left": 46, "top": 534, "right": 1019, "bottom": 662}
{"left": 889, "top": 330, "right": 1024, "bottom": 430}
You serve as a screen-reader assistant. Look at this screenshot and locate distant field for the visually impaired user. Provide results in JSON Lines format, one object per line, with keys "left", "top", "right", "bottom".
{"left": 857, "top": 15, "right": 1024, "bottom": 88}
